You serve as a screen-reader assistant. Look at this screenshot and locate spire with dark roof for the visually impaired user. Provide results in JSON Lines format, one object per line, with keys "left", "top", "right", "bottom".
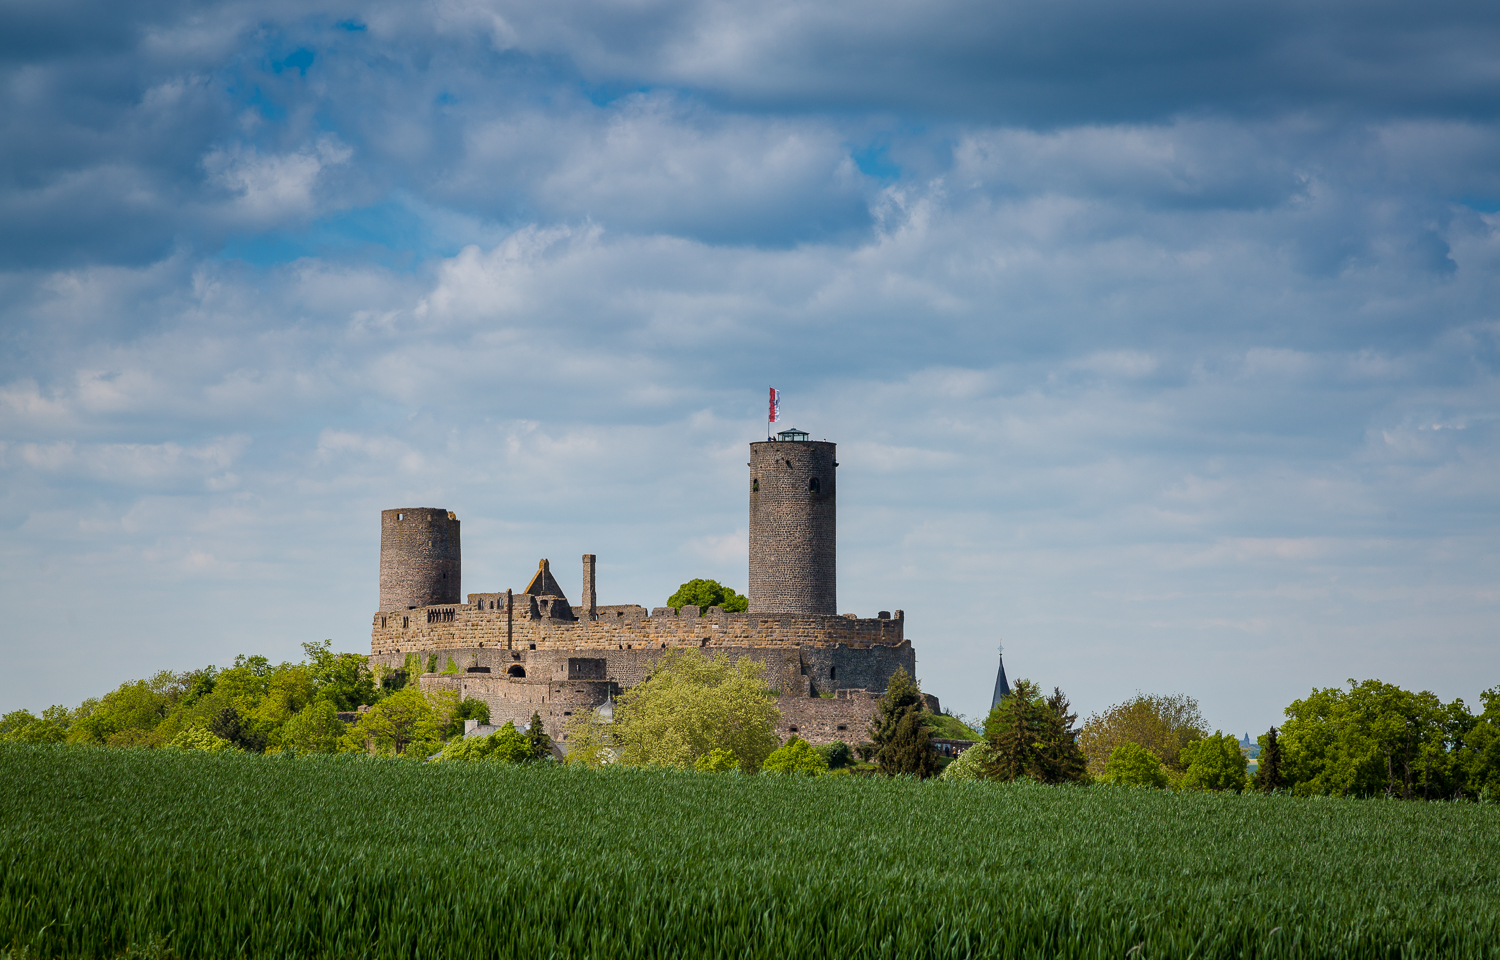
{"left": 990, "top": 646, "right": 1011, "bottom": 711}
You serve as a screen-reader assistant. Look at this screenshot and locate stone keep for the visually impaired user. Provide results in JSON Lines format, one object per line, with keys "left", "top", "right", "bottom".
{"left": 748, "top": 437, "right": 836, "bottom": 615}
{"left": 380, "top": 508, "right": 461, "bottom": 610}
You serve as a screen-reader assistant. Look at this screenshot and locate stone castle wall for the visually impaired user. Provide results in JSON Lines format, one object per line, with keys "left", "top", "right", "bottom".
{"left": 749, "top": 439, "right": 836, "bottom": 615}
{"left": 372, "top": 599, "right": 904, "bottom": 657}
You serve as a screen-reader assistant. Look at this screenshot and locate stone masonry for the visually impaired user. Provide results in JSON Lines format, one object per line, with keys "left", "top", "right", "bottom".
{"left": 380, "top": 434, "right": 931, "bottom": 750}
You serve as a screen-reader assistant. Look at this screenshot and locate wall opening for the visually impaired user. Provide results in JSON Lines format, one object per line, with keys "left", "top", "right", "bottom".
{"left": 752, "top": 478, "right": 759, "bottom": 491}
{"left": 837, "top": 725, "right": 848, "bottom": 731}
{"left": 508, "top": 665, "right": 526, "bottom": 678}
{"left": 830, "top": 666, "right": 836, "bottom": 680}
{"left": 789, "top": 726, "right": 799, "bottom": 733}
{"left": 397, "top": 513, "right": 404, "bottom": 520}
{"left": 809, "top": 477, "right": 820, "bottom": 492}
{"left": 402, "top": 616, "right": 409, "bottom": 628}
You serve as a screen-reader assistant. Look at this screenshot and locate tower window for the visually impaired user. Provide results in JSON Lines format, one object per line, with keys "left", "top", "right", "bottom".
{"left": 402, "top": 616, "right": 409, "bottom": 628}
{"left": 752, "top": 478, "right": 759, "bottom": 491}
{"left": 397, "top": 513, "right": 404, "bottom": 520}
{"left": 809, "top": 477, "right": 820, "bottom": 492}
{"left": 830, "top": 666, "right": 836, "bottom": 680}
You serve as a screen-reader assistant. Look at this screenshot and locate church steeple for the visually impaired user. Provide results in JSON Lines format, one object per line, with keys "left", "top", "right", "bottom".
{"left": 990, "top": 645, "right": 1011, "bottom": 710}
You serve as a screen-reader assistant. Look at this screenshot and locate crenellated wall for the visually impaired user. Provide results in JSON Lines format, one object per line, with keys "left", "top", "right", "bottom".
{"left": 371, "top": 599, "right": 905, "bottom": 657}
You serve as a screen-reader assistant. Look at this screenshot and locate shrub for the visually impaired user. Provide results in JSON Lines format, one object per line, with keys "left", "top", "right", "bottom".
{"left": 939, "top": 742, "right": 995, "bottom": 781}
{"left": 762, "top": 738, "right": 828, "bottom": 775}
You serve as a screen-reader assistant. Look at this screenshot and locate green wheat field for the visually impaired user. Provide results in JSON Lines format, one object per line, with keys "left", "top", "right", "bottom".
{"left": 2, "top": 745, "right": 1498, "bottom": 959}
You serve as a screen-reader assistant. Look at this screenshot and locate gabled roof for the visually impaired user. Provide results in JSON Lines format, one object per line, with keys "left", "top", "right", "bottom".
{"left": 523, "top": 558, "right": 570, "bottom": 602}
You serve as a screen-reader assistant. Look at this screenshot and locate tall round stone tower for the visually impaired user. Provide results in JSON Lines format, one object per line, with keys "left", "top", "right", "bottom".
{"left": 748, "top": 430, "right": 836, "bottom": 615}
{"left": 379, "top": 508, "right": 461, "bottom": 610}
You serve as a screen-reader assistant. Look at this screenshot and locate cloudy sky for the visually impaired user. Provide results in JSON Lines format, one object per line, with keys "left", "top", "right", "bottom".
{"left": 3, "top": 0, "right": 1498, "bottom": 733}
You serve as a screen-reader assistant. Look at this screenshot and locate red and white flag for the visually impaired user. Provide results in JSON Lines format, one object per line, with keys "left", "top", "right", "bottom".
{"left": 768, "top": 387, "right": 781, "bottom": 423}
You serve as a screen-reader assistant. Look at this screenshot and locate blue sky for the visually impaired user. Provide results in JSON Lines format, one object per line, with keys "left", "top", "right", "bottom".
{"left": 2, "top": 0, "right": 1498, "bottom": 733}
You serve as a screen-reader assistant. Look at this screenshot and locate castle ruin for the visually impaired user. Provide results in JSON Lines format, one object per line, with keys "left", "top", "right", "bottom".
{"left": 369, "top": 430, "right": 928, "bottom": 747}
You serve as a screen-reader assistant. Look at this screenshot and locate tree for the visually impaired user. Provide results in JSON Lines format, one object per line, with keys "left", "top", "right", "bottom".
{"left": 434, "top": 722, "right": 535, "bottom": 763}
{"left": 346, "top": 687, "right": 441, "bottom": 756}
{"left": 302, "top": 640, "right": 380, "bottom": 710}
{"left": 277, "top": 701, "right": 346, "bottom": 754}
{"left": 1103, "top": 742, "right": 1168, "bottom": 788}
{"left": 1279, "top": 679, "right": 1458, "bottom": 798}
{"left": 562, "top": 709, "right": 617, "bottom": 767}
{"left": 1179, "top": 732, "right": 1248, "bottom": 792}
{"left": 441, "top": 698, "right": 491, "bottom": 739}
{"left": 889, "top": 712, "right": 941, "bottom": 778}
{"left": 524, "top": 712, "right": 553, "bottom": 759}
{"left": 208, "top": 706, "right": 267, "bottom": 753}
{"left": 611, "top": 649, "right": 780, "bottom": 772}
{"left": 1254, "top": 726, "right": 1284, "bottom": 792}
{"left": 1079, "top": 693, "right": 1207, "bottom": 775}
{"left": 0, "top": 707, "right": 69, "bottom": 744}
{"left": 869, "top": 667, "right": 937, "bottom": 777}
{"left": 667, "top": 579, "right": 749, "bottom": 614}
{"left": 762, "top": 737, "right": 829, "bottom": 775}
{"left": 939, "top": 742, "right": 995, "bottom": 781}
{"left": 983, "top": 679, "right": 1088, "bottom": 784}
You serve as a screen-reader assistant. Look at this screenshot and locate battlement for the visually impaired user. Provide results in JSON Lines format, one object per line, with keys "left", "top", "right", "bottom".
{"left": 372, "top": 599, "right": 904, "bottom": 657}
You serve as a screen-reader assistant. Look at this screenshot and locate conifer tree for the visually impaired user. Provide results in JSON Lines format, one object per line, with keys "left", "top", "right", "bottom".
{"left": 525, "top": 711, "right": 553, "bottom": 759}
{"left": 1257, "top": 726, "right": 1284, "bottom": 792}
{"left": 869, "top": 668, "right": 937, "bottom": 777}
{"left": 983, "top": 679, "right": 1087, "bottom": 783}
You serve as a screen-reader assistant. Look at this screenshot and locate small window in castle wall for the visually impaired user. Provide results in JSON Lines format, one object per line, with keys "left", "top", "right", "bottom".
{"left": 402, "top": 616, "right": 409, "bottom": 629}
{"left": 810, "top": 477, "right": 820, "bottom": 492}
{"left": 830, "top": 666, "right": 836, "bottom": 680}
{"left": 381, "top": 617, "right": 387, "bottom": 628}
{"left": 789, "top": 726, "right": 799, "bottom": 733}
{"left": 529, "top": 643, "right": 536, "bottom": 650}
{"left": 837, "top": 725, "right": 848, "bottom": 731}
{"left": 397, "top": 513, "right": 404, "bottom": 521}
{"left": 752, "top": 478, "right": 759, "bottom": 491}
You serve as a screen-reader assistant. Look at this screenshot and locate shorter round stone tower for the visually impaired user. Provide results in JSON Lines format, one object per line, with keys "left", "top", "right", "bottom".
{"left": 748, "top": 431, "right": 836, "bottom": 615}
{"left": 380, "top": 508, "right": 461, "bottom": 611}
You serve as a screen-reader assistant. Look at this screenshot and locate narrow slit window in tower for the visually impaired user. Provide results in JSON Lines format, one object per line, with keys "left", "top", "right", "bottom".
{"left": 809, "top": 477, "right": 820, "bottom": 492}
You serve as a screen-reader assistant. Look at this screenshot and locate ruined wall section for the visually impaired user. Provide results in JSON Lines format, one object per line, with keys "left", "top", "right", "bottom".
{"left": 749, "top": 440, "right": 836, "bottom": 615}
{"left": 372, "top": 601, "right": 904, "bottom": 656}
{"left": 379, "top": 508, "right": 461, "bottom": 610}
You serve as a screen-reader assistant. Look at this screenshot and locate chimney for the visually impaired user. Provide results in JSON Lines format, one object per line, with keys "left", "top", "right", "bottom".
{"left": 582, "top": 554, "right": 597, "bottom": 620}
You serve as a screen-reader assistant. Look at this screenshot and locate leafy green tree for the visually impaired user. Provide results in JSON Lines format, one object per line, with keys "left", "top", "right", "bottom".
{"left": 562, "top": 709, "right": 617, "bottom": 767}
{"left": 1254, "top": 726, "right": 1284, "bottom": 792}
{"left": 1279, "top": 679, "right": 1461, "bottom": 798}
{"left": 346, "top": 688, "right": 440, "bottom": 756}
{"left": 441, "top": 698, "right": 491, "bottom": 739}
{"left": 0, "top": 707, "right": 69, "bottom": 744}
{"left": 611, "top": 648, "right": 780, "bottom": 772}
{"left": 302, "top": 640, "right": 380, "bottom": 710}
{"left": 983, "top": 679, "right": 1088, "bottom": 784}
{"left": 1103, "top": 742, "right": 1169, "bottom": 788}
{"left": 276, "top": 701, "right": 346, "bottom": 754}
{"left": 762, "top": 737, "right": 829, "bottom": 775}
{"left": 667, "top": 579, "right": 749, "bottom": 614}
{"left": 1179, "top": 732, "right": 1249, "bottom": 792}
{"left": 434, "top": 723, "right": 535, "bottom": 763}
{"left": 524, "top": 711, "right": 553, "bottom": 759}
{"left": 694, "top": 747, "right": 739, "bottom": 772}
{"left": 869, "top": 667, "right": 938, "bottom": 777}
{"left": 939, "top": 742, "right": 995, "bottom": 781}
{"left": 1079, "top": 693, "right": 1207, "bottom": 775}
